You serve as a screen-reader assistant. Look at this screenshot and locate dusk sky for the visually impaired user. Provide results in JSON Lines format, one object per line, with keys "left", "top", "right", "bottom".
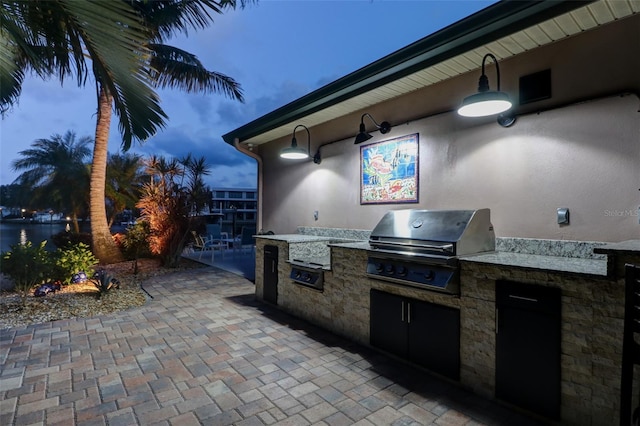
{"left": 0, "top": 0, "right": 496, "bottom": 189}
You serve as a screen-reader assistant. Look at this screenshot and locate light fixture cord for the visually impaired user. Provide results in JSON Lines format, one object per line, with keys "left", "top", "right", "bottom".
{"left": 292, "top": 124, "right": 311, "bottom": 153}
{"left": 481, "top": 53, "right": 501, "bottom": 91}
{"left": 361, "top": 113, "right": 382, "bottom": 129}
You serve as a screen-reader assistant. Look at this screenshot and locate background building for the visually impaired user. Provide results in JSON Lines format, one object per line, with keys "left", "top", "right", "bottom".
{"left": 210, "top": 188, "right": 257, "bottom": 236}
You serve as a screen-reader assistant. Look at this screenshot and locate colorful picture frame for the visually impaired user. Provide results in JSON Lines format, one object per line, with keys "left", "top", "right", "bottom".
{"left": 360, "top": 133, "right": 419, "bottom": 204}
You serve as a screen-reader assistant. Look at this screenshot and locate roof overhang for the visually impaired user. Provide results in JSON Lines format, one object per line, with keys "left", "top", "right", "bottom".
{"left": 222, "top": 0, "right": 637, "bottom": 147}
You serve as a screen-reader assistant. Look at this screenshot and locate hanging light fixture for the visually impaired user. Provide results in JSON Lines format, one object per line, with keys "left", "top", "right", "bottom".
{"left": 354, "top": 113, "right": 391, "bottom": 144}
{"left": 280, "top": 124, "right": 311, "bottom": 160}
{"left": 457, "top": 53, "right": 512, "bottom": 117}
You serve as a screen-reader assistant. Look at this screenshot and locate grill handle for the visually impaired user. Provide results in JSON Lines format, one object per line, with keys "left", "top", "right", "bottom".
{"left": 370, "top": 239, "right": 455, "bottom": 254}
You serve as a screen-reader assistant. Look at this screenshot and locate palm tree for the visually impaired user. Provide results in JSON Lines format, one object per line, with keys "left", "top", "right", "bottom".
{"left": 2, "top": 1, "right": 250, "bottom": 263}
{"left": 105, "top": 153, "right": 144, "bottom": 228}
{"left": 0, "top": 1, "right": 165, "bottom": 137}
{"left": 179, "top": 154, "right": 212, "bottom": 215}
{"left": 11, "top": 131, "right": 91, "bottom": 233}
{"left": 2, "top": 1, "right": 167, "bottom": 262}
{"left": 89, "top": 0, "right": 249, "bottom": 263}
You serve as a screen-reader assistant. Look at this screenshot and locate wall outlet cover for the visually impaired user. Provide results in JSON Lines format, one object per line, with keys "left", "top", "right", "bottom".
{"left": 557, "top": 208, "right": 570, "bottom": 225}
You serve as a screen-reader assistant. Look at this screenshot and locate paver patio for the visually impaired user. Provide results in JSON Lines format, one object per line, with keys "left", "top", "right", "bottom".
{"left": 0, "top": 267, "right": 544, "bottom": 425}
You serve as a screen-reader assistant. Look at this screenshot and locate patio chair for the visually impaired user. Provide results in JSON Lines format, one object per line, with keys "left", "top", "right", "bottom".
{"left": 191, "top": 231, "right": 221, "bottom": 262}
{"left": 239, "top": 226, "right": 256, "bottom": 254}
{"left": 209, "top": 224, "right": 229, "bottom": 252}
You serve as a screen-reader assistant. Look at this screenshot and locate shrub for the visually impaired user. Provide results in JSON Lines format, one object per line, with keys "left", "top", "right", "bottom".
{"left": 51, "top": 231, "right": 92, "bottom": 249}
{"left": 53, "top": 243, "right": 98, "bottom": 284}
{"left": 0, "top": 241, "right": 52, "bottom": 307}
{"left": 122, "top": 221, "right": 152, "bottom": 263}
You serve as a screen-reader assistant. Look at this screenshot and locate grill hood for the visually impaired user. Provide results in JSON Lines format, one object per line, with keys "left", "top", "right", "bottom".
{"left": 369, "top": 208, "right": 495, "bottom": 256}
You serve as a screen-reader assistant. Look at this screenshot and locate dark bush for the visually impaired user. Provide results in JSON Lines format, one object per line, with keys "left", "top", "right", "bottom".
{"left": 51, "top": 231, "right": 92, "bottom": 249}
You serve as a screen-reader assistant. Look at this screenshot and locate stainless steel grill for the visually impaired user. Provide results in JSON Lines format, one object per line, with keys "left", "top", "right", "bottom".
{"left": 367, "top": 208, "right": 495, "bottom": 294}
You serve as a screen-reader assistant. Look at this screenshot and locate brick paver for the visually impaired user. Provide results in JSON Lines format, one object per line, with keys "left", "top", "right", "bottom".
{"left": 0, "top": 267, "right": 544, "bottom": 425}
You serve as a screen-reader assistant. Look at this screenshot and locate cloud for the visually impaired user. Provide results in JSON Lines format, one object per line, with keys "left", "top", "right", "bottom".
{"left": 129, "top": 126, "right": 257, "bottom": 189}
{"left": 216, "top": 79, "right": 312, "bottom": 133}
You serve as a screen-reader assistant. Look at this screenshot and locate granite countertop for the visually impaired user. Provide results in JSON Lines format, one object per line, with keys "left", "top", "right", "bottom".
{"left": 255, "top": 234, "right": 337, "bottom": 243}
{"left": 461, "top": 252, "right": 609, "bottom": 277}
{"left": 271, "top": 235, "right": 617, "bottom": 277}
{"left": 330, "top": 241, "right": 609, "bottom": 277}
{"left": 593, "top": 239, "right": 640, "bottom": 255}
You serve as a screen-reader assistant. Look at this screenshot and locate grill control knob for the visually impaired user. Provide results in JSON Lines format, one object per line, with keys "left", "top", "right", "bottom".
{"left": 397, "top": 266, "right": 407, "bottom": 277}
{"left": 385, "top": 264, "right": 395, "bottom": 274}
{"left": 304, "top": 273, "right": 312, "bottom": 282}
{"left": 294, "top": 271, "right": 302, "bottom": 279}
{"left": 374, "top": 263, "right": 384, "bottom": 273}
{"left": 424, "top": 270, "right": 435, "bottom": 281}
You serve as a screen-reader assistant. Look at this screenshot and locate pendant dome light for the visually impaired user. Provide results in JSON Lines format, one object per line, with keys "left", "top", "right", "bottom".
{"left": 280, "top": 124, "right": 311, "bottom": 160}
{"left": 354, "top": 113, "right": 391, "bottom": 144}
{"left": 458, "top": 53, "right": 512, "bottom": 117}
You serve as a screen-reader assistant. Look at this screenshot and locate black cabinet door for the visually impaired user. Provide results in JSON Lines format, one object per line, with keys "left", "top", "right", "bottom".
{"left": 496, "top": 281, "right": 561, "bottom": 419}
{"left": 263, "top": 245, "right": 278, "bottom": 304}
{"left": 370, "top": 289, "right": 408, "bottom": 356}
{"left": 408, "top": 300, "right": 460, "bottom": 380}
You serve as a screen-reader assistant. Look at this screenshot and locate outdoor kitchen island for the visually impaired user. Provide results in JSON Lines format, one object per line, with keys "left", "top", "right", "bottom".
{"left": 254, "top": 231, "right": 640, "bottom": 426}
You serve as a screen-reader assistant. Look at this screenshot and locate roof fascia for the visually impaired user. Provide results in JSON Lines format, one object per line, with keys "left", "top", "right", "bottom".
{"left": 222, "top": 0, "right": 595, "bottom": 145}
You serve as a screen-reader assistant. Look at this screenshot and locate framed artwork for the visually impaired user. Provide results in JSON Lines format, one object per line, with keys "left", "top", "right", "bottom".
{"left": 360, "top": 133, "right": 419, "bottom": 204}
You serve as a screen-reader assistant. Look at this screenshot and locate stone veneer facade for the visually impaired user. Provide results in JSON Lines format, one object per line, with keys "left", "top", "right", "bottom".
{"left": 254, "top": 233, "right": 640, "bottom": 426}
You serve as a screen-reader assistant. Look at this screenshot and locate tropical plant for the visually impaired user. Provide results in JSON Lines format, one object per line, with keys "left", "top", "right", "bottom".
{"left": 122, "top": 221, "right": 152, "bottom": 275}
{"left": 52, "top": 243, "right": 98, "bottom": 285}
{"left": 2, "top": 0, "right": 167, "bottom": 263}
{"left": 137, "top": 154, "right": 210, "bottom": 267}
{"left": 11, "top": 131, "right": 91, "bottom": 232}
{"left": 51, "top": 231, "right": 93, "bottom": 250}
{"left": 91, "top": 269, "right": 120, "bottom": 299}
{"left": 0, "top": 241, "right": 52, "bottom": 307}
{"left": 105, "top": 153, "right": 144, "bottom": 227}
{"left": 1, "top": 1, "right": 165, "bottom": 135}
{"left": 2, "top": 1, "right": 250, "bottom": 264}
{"left": 180, "top": 154, "right": 212, "bottom": 216}
{"left": 88, "top": 0, "right": 250, "bottom": 264}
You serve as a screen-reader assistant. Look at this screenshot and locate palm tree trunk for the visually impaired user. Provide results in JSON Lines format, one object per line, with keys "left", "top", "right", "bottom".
{"left": 90, "top": 85, "right": 124, "bottom": 264}
{"left": 71, "top": 212, "right": 80, "bottom": 234}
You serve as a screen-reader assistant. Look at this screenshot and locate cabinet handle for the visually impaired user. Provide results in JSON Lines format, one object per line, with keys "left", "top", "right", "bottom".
{"left": 272, "top": 261, "right": 275, "bottom": 273}
{"left": 508, "top": 295, "right": 538, "bottom": 303}
{"left": 407, "top": 303, "right": 411, "bottom": 324}
{"left": 401, "top": 301, "right": 404, "bottom": 322}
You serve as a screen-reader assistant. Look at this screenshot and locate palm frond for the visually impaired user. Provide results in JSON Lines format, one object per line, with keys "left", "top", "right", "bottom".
{"left": 148, "top": 43, "right": 243, "bottom": 101}
{"left": 131, "top": 0, "right": 251, "bottom": 41}
{"left": 1, "top": 1, "right": 168, "bottom": 148}
{"left": 59, "top": 1, "right": 168, "bottom": 149}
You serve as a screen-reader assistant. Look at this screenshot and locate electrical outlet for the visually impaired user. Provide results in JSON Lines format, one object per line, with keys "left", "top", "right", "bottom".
{"left": 314, "top": 210, "right": 319, "bottom": 221}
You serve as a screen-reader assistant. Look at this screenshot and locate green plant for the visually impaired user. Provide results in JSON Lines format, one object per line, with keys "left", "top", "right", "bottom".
{"left": 51, "top": 231, "right": 92, "bottom": 249}
{"left": 91, "top": 269, "right": 120, "bottom": 299}
{"left": 137, "top": 155, "right": 204, "bottom": 268}
{"left": 122, "top": 221, "right": 152, "bottom": 274}
{"left": 53, "top": 243, "right": 98, "bottom": 284}
{"left": 0, "top": 241, "right": 52, "bottom": 307}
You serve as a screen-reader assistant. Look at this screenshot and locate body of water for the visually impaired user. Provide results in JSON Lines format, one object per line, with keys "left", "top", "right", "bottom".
{"left": 0, "top": 222, "right": 129, "bottom": 253}
{"left": 0, "top": 221, "right": 220, "bottom": 254}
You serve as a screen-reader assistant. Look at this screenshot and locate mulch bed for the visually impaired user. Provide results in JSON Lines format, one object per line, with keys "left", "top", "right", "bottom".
{"left": 0, "top": 258, "right": 206, "bottom": 330}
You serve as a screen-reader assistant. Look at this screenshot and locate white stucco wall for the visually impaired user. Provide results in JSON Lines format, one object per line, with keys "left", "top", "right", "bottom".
{"left": 257, "top": 16, "right": 640, "bottom": 242}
